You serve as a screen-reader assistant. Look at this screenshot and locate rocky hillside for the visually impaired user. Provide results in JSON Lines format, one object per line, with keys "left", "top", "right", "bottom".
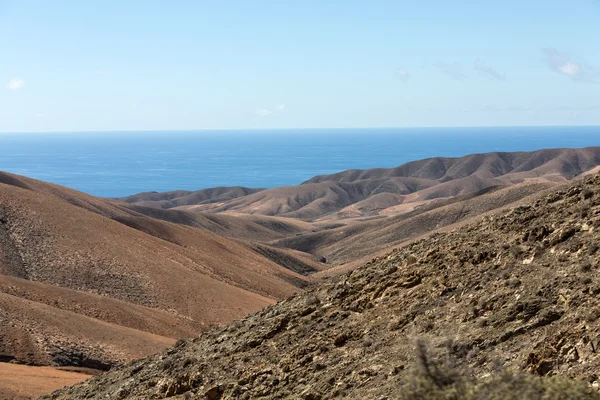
{"left": 45, "top": 174, "right": 600, "bottom": 399}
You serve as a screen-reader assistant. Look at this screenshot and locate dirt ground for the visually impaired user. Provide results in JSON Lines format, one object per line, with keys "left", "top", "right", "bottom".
{"left": 0, "top": 363, "right": 90, "bottom": 399}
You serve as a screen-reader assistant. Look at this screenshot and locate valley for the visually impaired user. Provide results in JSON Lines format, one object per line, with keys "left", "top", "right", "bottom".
{"left": 1, "top": 146, "right": 600, "bottom": 398}
{"left": 45, "top": 165, "right": 600, "bottom": 399}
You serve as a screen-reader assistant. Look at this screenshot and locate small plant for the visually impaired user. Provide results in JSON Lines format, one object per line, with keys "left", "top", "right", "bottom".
{"left": 578, "top": 204, "right": 591, "bottom": 218}
{"left": 582, "top": 188, "right": 594, "bottom": 200}
{"left": 580, "top": 262, "right": 593, "bottom": 273}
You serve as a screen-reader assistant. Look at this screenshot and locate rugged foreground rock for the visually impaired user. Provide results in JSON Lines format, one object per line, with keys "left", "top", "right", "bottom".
{"left": 44, "top": 175, "right": 600, "bottom": 399}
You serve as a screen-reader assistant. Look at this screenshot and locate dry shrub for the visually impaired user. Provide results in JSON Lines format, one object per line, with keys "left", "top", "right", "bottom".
{"left": 402, "top": 340, "right": 599, "bottom": 400}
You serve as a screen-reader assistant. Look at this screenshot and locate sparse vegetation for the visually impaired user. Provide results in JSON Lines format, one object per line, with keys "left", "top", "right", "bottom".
{"left": 406, "top": 367, "right": 599, "bottom": 400}
{"left": 403, "top": 341, "right": 600, "bottom": 400}
{"left": 509, "top": 245, "right": 522, "bottom": 258}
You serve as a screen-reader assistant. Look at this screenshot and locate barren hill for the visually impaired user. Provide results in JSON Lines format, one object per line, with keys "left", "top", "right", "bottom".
{"left": 126, "top": 147, "right": 600, "bottom": 221}
{"left": 121, "top": 187, "right": 264, "bottom": 210}
{"left": 305, "top": 146, "right": 600, "bottom": 183}
{"left": 0, "top": 172, "right": 311, "bottom": 371}
{"left": 114, "top": 147, "right": 600, "bottom": 275}
{"left": 45, "top": 174, "right": 600, "bottom": 399}
{"left": 275, "top": 181, "right": 559, "bottom": 267}
{"left": 4, "top": 147, "right": 600, "bottom": 398}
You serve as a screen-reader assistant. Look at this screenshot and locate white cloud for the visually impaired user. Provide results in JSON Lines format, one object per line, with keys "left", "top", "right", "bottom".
{"left": 255, "top": 103, "right": 287, "bottom": 117}
{"left": 394, "top": 67, "right": 410, "bottom": 82}
{"left": 433, "top": 61, "right": 465, "bottom": 80}
{"left": 542, "top": 48, "right": 597, "bottom": 82}
{"left": 558, "top": 62, "right": 581, "bottom": 77}
{"left": 474, "top": 59, "right": 506, "bottom": 81}
{"left": 255, "top": 108, "right": 274, "bottom": 117}
{"left": 7, "top": 78, "right": 25, "bottom": 90}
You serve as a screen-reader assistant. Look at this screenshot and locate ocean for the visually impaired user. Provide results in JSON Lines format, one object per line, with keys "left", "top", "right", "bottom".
{"left": 1, "top": 126, "right": 599, "bottom": 198}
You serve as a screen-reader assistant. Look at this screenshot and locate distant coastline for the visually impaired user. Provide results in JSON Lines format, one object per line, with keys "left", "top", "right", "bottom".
{"left": 1, "top": 126, "right": 599, "bottom": 197}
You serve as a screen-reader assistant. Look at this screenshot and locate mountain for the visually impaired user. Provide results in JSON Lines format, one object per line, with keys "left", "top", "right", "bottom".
{"left": 124, "top": 147, "right": 600, "bottom": 221}
{"left": 45, "top": 173, "right": 600, "bottom": 399}
{"left": 0, "top": 172, "right": 311, "bottom": 372}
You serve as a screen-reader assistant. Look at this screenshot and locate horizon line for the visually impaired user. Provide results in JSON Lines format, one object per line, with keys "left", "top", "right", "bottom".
{"left": 1, "top": 124, "right": 600, "bottom": 135}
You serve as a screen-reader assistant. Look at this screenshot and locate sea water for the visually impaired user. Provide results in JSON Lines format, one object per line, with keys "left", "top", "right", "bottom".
{"left": 1, "top": 126, "right": 599, "bottom": 197}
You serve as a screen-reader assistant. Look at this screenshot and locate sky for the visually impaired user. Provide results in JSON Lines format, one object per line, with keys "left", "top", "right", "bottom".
{"left": 0, "top": 0, "right": 599, "bottom": 132}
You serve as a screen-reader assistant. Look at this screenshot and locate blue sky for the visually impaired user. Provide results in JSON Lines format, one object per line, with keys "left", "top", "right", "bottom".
{"left": 1, "top": 0, "right": 599, "bottom": 132}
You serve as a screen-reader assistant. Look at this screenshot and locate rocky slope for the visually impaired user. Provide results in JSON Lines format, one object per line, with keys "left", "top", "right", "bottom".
{"left": 45, "top": 174, "right": 600, "bottom": 399}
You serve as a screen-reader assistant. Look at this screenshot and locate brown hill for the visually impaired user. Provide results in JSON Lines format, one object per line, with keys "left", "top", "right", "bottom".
{"left": 122, "top": 181, "right": 565, "bottom": 278}
{"left": 275, "top": 181, "right": 559, "bottom": 267}
{"left": 45, "top": 174, "right": 600, "bottom": 399}
{"left": 0, "top": 172, "right": 311, "bottom": 371}
{"left": 4, "top": 147, "right": 600, "bottom": 398}
{"left": 182, "top": 179, "right": 433, "bottom": 220}
{"left": 114, "top": 147, "right": 600, "bottom": 278}
{"left": 305, "top": 146, "right": 600, "bottom": 183}
{"left": 120, "top": 187, "right": 264, "bottom": 209}
{"left": 121, "top": 205, "right": 318, "bottom": 243}
{"left": 127, "top": 147, "right": 600, "bottom": 221}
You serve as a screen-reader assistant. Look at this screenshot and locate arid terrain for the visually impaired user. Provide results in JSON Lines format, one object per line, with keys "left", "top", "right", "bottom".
{"left": 44, "top": 171, "right": 600, "bottom": 399}
{"left": 0, "top": 364, "right": 91, "bottom": 400}
{"left": 126, "top": 146, "right": 600, "bottom": 267}
{"left": 128, "top": 147, "right": 600, "bottom": 220}
{"left": 0, "top": 172, "right": 318, "bottom": 397}
{"left": 1, "top": 147, "right": 600, "bottom": 398}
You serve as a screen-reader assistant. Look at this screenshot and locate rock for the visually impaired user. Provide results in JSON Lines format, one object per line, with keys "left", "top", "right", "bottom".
{"left": 399, "top": 274, "right": 421, "bottom": 288}
{"left": 205, "top": 386, "right": 222, "bottom": 400}
{"left": 334, "top": 333, "right": 350, "bottom": 347}
{"left": 550, "top": 227, "right": 577, "bottom": 246}
{"left": 405, "top": 255, "right": 418, "bottom": 265}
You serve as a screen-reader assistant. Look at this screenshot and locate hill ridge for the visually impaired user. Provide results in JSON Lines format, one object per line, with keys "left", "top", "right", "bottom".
{"left": 125, "top": 147, "right": 600, "bottom": 221}
{"left": 304, "top": 146, "right": 600, "bottom": 183}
